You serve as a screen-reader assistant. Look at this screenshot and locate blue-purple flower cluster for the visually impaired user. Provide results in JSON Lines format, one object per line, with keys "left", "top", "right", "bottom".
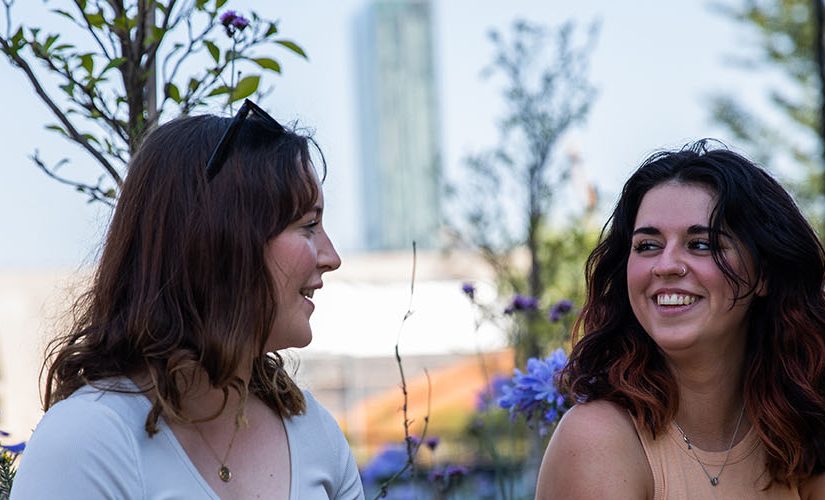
{"left": 548, "top": 299, "right": 573, "bottom": 322}
{"left": 497, "top": 348, "right": 569, "bottom": 434}
{"left": 428, "top": 464, "right": 468, "bottom": 483}
{"left": 0, "top": 429, "right": 25, "bottom": 454}
{"left": 503, "top": 294, "right": 539, "bottom": 315}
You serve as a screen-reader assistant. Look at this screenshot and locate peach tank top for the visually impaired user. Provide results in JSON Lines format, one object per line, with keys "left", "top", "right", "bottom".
{"left": 632, "top": 419, "right": 799, "bottom": 500}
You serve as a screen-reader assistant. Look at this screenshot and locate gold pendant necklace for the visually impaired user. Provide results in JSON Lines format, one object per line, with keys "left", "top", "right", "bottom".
{"left": 673, "top": 405, "right": 745, "bottom": 487}
{"left": 194, "top": 420, "right": 241, "bottom": 483}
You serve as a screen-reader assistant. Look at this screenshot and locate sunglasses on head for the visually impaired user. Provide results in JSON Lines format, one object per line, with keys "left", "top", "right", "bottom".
{"left": 204, "top": 99, "right": 286, "bottom": 182}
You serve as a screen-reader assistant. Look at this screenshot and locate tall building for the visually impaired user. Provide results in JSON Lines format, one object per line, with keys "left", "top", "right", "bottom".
{"left": 357, "top": 0, "right": 442, "bottom": 251}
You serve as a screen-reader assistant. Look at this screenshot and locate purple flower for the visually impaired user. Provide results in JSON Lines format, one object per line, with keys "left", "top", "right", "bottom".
{"left": 497, "top": 348, "right": 569, "bottom": 433}
{"left": 549, "top": 299, "right": 574, "bottom": 322}
{"left": 2, "top": 442, "right": 25, "bottom": 454}
{"left": 406, "top": 435, "right": 421, "bottom": 447}
{"left": 504, "top": 294, "right": 539, "bottom": 315}
{"left": 0, "top": 429, "right": 25, "bottom": 455}
{"left": 425, "top": 436, "right": 440, "bottom": 451}
{"left": 461, "top": 282, "right": 476, "bottom": 300}
{"left": 475, "top": 375, "right": 510, "bottom": 411}
{"left": 428, "top": 468, "right": 445, "bottom": 482}
{"left": 232, "top": 16, "right": 249, "bottom": 30}
{"left": 360, "top": 445, "right": 409, "bottom": 483}
{"left": 219, "top": 10, "right": 250, "bottom": 37}
{"left": 219, "top": 10, "right": 238, "bottom": 25}
{"left": 428, "top": 464, "right": 469, "bottom": 490}
{"left": 446, "top": 465, "right": 468, "bottom": 478}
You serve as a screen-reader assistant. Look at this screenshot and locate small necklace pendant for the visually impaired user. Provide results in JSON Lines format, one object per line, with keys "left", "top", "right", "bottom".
{"left": 710, "top": 477, "right": 719, "bottom": 487}
{"left": 219, "top": 465, "right": 232, "bottom": 482}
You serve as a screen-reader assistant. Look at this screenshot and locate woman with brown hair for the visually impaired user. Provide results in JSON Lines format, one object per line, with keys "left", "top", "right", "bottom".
{"left": 536, "top": 140, "right": 825, "bottom": 499}
{"left": 11, "top": 100, "right": 364, "bottom": 499}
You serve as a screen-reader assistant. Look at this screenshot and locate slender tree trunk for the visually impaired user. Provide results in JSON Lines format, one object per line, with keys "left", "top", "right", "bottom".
{"left": 815, "top": 0, "right": 825, "bottom": 213}
{"left": 145, "top": 1, "right": 158, "bottom": 130}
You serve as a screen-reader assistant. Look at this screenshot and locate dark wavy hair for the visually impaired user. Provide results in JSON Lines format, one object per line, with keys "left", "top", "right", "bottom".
{"left": 561, "top": 139, "right": 825, "bottom": 485}
{"left": 43, "top": 110, "right": 324, "bottom": 433}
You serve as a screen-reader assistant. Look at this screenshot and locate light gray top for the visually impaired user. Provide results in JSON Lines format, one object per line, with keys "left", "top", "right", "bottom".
{"left": 11, "top": 378, "right": 364, "bottom": 500}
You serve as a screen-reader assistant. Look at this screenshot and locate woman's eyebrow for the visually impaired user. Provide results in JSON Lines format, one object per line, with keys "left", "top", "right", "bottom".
{"left": 632, "top": 225, "right": 730, "bottom": 238}
{"left": 632, "top": 226, "right": 659, "bottom": 236}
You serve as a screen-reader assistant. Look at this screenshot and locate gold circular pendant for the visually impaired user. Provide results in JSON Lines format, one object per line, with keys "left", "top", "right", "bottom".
{"left": 219, "top": 465, "right": 232, "bottom": 482}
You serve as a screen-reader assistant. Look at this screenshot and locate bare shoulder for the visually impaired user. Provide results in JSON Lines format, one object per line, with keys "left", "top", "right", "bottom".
{"left": 535, "top": 400, "right": 652, "bottom": 500}
{"left": 800, "top": 471, "right": 825, "bottom": 500}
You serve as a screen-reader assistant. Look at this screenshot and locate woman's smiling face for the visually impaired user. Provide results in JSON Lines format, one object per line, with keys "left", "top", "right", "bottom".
{"left": 263, "top": 175, "right": 341, "bottom": 352}
{"left": 626, "top": 181, "right": 761, "bottom": 356}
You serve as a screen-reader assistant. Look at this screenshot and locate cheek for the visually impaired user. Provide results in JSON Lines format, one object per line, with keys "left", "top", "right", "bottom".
{"left": 626, "top": 256, "right": 647, "bottom": 290}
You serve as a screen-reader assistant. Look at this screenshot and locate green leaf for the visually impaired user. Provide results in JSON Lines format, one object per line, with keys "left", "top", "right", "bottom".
{"left": 207, "top": 85, "right": 231, "bottom": 97}
{"left": 113, "top": 14, "right": 129, "bottom": 32}
{"left": 82, "top": 133, "right": 100, "bottom": 144}
{"left": 86, "top": 12, "right": 105, "bottom": 29}
{"left": 79, "top": 53, "right": 94, "bottom": 74}
{"left": 164, "top": 82, "right": 181, "bottom": 103}
{"left": 276, "top": 40, "right": 307, "bottom": 59}
{"left": 188, "top": 77, "right": 201, "bottom": 92}
{"left": 204, "top": 40, "right": 220, "bottom": 63}
{"left": 102, "top": 57, "right": 126, "bottom": 74}
{"left": 52, "top": 44, "right": 74, "bottom": 52}
{"left": 252, "top": 57, "right": 280, "bottom": 73}
{"left": 45, "top": 124, "right": 68, "bottom": 136}
{"left": 229, "top": 75, "right": 260, "bottom": 103}
{"left": 215, "top": 0, "right": 229, "bottom": 9}
{"left": 59, "top": 82, "right": 76, "bottom": 96}
{"left": 265, "top": 22, "right": 279, "bottom": 37}
{"left": 43, "top": 34, "right": 59, "bottom": 51}
{"left": 144, "top": 26, "right": 164, "bottom": 48}
{"left": 10, "top": 27, "right": 24, "bottom": 47}
{"left": 50, "top": 9, "right": 76, "bottom": 22}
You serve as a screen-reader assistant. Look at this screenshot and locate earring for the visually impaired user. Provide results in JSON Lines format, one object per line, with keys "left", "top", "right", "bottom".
{"left": 678, "top": 265, "right": 687, "bottom": 277}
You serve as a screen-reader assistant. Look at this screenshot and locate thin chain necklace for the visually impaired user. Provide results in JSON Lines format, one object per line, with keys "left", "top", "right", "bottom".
{"left": 194, "top": 420, "right": 241, "bottom": 482}
{"left": 673, "top": 405, "right": 745, "bottom": 487}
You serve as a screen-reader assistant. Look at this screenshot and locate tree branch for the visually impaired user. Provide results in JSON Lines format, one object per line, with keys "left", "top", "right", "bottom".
{"left": 71, "top": 0, "right": 114, "bottom": 60}
{"left": 0, "top": 36, "right": 124, "bottom": 186}
{"left": 31, "top": 48, "right": 129, "bottom": 144}
{"left": 31, "top": 152, "right": 115, "bottom": 206}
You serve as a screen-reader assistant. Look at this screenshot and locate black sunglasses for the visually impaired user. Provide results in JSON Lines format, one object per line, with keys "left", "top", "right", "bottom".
{"left": 205, "top": 99, "right": 286, "bottom": 182}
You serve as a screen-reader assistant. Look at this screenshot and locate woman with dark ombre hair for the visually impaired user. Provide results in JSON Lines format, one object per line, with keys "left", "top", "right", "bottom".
{"left": 536, "top": 140, "right": 825, "bottom": 499}
{"left": 11, "top": 101, "right": 364, "bottom": 499}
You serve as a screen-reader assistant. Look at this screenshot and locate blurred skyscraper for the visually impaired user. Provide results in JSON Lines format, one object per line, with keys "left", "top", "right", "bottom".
{"left": 356, "top": 0, "right": 442, "bottom": 250}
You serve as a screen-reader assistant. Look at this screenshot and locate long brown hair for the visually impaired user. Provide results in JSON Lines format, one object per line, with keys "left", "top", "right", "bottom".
{"left": 43, "top": 112, "right": 324, "bottom": 433}
{"left": 561, "top": 140, "right": 825, "bottom": 485}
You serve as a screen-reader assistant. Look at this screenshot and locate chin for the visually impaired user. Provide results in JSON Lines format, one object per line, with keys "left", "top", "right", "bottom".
{"left": 267, "top": 333, "right": 312, "bottom": 352}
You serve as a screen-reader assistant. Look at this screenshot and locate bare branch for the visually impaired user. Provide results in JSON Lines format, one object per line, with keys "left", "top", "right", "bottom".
{"left": 374, "top": 242, "right": 435, "bottom": 499}
{"left": 31, "top": 152, "right": 116, "bottom": 206}
{"left": 3, "top": 0, "right": 14, "bottom": 37}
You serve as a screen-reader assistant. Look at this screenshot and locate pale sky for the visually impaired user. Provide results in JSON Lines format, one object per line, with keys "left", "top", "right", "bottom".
{"left": 0, "top": 0, "right": 761, "bottom": 269}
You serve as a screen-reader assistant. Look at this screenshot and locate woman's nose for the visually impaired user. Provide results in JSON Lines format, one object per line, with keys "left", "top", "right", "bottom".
{"left": 651, "top": 250, "right": 688, "bottom": 278}
{"left": 318, "top": 230, "right": 341, "bottom": 272}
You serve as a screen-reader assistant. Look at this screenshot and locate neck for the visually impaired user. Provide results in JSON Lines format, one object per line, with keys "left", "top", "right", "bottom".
{"left": 669, "top": 344, "right": 749, "bottom": 451}
{"left": 132, "top": 362, "right": 252, "bottom": 425}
